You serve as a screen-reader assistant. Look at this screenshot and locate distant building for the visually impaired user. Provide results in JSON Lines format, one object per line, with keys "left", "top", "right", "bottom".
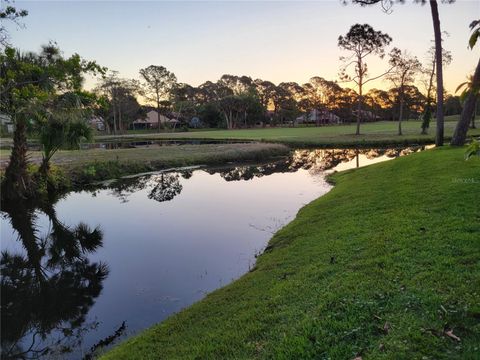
{"left": 296, "top": 109, "right": 341, "bottom": 125}
{"left": 132, "top": 110, "right": 175, "bottom": 129}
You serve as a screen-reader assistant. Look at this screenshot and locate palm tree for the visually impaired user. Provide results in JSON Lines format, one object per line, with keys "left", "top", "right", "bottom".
{"left": 456, "top": 75, "right": 479, "bottom": 129}
{"left": 0, "top": 197, "right": 108, "bottom": 359}
{"left": 37, "top": 105, "right": 93, "bottom": 179}
{"left": 452, "top": 19, "right": 480, "bottom": 145}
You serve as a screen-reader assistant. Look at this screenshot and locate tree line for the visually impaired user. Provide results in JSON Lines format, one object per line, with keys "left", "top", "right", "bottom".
{"left": 1, "top": 0, "right": 479, "bottom": 201}
{"left": 91, "top": 50, "right": 465, "bottom": 134}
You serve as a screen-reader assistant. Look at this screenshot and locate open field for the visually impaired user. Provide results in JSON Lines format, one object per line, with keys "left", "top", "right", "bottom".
{"left": 103, "top": 146, "right": 480, "bottom": 359}
{"left": 2, "top": 119, "right": 478, "bottom": 149}
{"left": 93, "top": 119, "right": 480, "bottom": 147}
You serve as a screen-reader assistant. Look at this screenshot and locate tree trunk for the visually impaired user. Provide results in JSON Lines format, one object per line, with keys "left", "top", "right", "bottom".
{"left": 118, "top": 105, "right": 122, "bottom": 133}
{"left": 104, "top": 119, "right": 111, "bottom": 134}
{"left": 2, "top": 117, "right": 34, "bottom": 200}
{"left": 398, "top": 91, "right": 404, "bottom": 136}
{"left": 356, "top": 84, "right": 362, "bottom": 135}
{"left": 39, "top": 157, "right": 50, "bottom": 178}
{"left": 471, "top": 101, "right": 477, "bottom": 129}
{"left": 430, "top": 0, "right": 444, "bottom": 146}
{"left": 157, "top": 104, "right": 161, "bottom": 133}
{"left": 112, "top": 100, "right": 117, "bottom": 135}
{"left": 451, "top": 57, "right": 480, "bottom": 145}
{"left": 421, "top": 59, "right": 436, "bottom": 135}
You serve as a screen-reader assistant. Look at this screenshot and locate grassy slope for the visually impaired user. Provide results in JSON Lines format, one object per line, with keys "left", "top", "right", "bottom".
{"left": 92, "top": 119, "right": 480, "bottom": 147}
{"left": 103, "top": 147, "right": 480, "bottom": 359}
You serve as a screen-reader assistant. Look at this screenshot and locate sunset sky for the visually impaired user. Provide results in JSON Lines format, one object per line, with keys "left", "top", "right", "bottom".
{"left": 7, "top": 0, "right": 480, "bottom": 95}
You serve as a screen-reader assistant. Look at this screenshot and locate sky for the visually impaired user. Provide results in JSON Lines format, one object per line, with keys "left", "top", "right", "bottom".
{"left": 6, "top": 0, "right": 480, "bottom": 94}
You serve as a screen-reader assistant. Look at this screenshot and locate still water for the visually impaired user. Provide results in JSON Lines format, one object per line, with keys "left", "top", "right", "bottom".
{"left": 0, "top": 147, "right": 429, "bottom": 359}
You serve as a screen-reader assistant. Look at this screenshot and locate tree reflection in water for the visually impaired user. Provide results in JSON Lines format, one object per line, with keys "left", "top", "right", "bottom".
{"left": 97, "top": 172, "right": 185, "bottom": 203}
{"left": 1, "top": 197, "right": 109, "bottom": 359}
{"left": 213, "top": 146, "right": 427, "bottom": 182}
{"left": 86, "top": 147, "right": 428, "bottom": 202}
{"left": 94, "top": 147, "right": 427, "bottom": 195}
{"left": 148, "top": 173, "right": 183, "bottom": 202}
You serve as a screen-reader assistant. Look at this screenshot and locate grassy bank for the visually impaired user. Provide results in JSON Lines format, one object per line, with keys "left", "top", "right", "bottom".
{"left": 0, "top": 143, "right": 289, "bottom": 185}
{"left": 103, "top": 146, "right": 480, "bottom": 359}
{"left": 91, "top": 119, "right": 480, "bottom": 147}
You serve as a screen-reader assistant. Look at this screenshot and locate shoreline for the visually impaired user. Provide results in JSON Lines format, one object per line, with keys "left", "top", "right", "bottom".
{"left": 101, "top": 146, "right": 480, "bottom": 359}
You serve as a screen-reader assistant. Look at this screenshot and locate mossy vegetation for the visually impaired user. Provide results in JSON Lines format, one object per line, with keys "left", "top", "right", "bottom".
{"left": 102, "top": 146, "right": 480, "bottom": 359}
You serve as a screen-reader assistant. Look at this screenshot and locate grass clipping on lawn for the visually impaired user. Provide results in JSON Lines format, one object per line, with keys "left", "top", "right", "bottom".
{"left": 102, "top": 146, "right": 480, "bottom": 360}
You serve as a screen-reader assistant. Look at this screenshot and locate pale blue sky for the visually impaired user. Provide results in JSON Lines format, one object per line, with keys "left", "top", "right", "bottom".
{"left": 7, "top": 0, "right": 480, "bottom": 93}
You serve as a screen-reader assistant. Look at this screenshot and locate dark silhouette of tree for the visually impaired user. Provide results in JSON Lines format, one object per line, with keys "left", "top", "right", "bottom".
{"left": 364, "top": 88, "right": 393, "bottom": 120}
{"left": 338, "top": 24, "right": 392, "bottom": 135}
{"left": 429, "top": 0, "right": 449, "bottom": 145}
{"left": 347, "top": 0, "right": 455, "bottom": 146}
{"left": 0, "top": 1, "right": 28, "bottom": 48}
{"left": 254, "top": 79, "right": 278, "bottom": 125}
{"left": 35, "top": 94, "right": 94, "bottom": 179}
{"left": 420, "top": 42, "right": 452, "bottom": 134}
{"left": 95, "top": 73, "right": 142, "bottom": 134}
{"left": 139, "top": 65, "right": 177, "bottom": 132}
{"left": 452, "top": 20, "right": 480, "bottom": 145}
{"left": 455, "top": 75, "right": 478, "bottom": 129}
{"left": 387, "top": 48, "right": 422, "bottom": 135}
{"left": 0, "top": 45, "right": 104, "bottom": 200}
{"left": 0, "top": 198, "right": 108, "bottom": 359}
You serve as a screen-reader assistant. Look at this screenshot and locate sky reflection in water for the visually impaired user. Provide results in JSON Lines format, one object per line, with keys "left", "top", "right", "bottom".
{"left": 2, "top": 162, "right": 330, "bottom": 358}
{"left": 0, "top": 147, "right": 428, "bottom": 358}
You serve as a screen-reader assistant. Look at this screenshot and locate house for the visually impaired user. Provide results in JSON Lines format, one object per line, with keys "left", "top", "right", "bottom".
{"left": 296, "top": 109, "right": 341, "bottom": 125}
{"left": 132, "top": 110, "right": 175, "bottom": 129}
{"left": 0, "top": 113, "right": 14, "bottom": 134}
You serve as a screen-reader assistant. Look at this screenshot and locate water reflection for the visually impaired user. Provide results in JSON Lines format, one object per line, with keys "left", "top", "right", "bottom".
{"left": 98, "top": 172, "right": 185, "bottom": 204}
{"left": 89, "top": 146, "right": 429, "bottom": 203}
{"left": 1, "top": 198, "right": 109, "bottom": 359}
{"left": 0, "top": 146, "right": 430, "bottom": 359}
{"left": 207, "top": 145, "right": 431, "bottom": 182}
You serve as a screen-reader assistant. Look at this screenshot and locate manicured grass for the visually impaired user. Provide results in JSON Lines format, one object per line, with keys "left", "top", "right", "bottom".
{"left": 102, "top": 147, "right": 480, "bottom": 359}
{"left": 2, "top": 118, "right": 478, "bottom": 149}
{"left": 92, "top": 119, "right": 480, "bottom": 147}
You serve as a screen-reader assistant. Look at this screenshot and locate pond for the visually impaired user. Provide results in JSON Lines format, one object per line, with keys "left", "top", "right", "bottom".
{"left": 0, "top": 146, "right": 431, "bottom": 359}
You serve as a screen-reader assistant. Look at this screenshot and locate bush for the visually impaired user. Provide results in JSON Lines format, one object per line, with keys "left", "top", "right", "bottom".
{"left": 465, "top": 138, "right": 480, "bottom": 160}
{"left": 71, "top": 161, "right": 152, "bottom": 185}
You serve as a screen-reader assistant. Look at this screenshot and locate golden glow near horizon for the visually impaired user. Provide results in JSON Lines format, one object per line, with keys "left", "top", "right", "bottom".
{"left": 8, "top": 0, "right": 480, "bottom": 96}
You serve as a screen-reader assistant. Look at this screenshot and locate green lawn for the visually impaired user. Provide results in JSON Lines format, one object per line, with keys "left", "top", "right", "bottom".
{"left": 2, "top": 118, "right": 477, "bottom": 149}
{"left": 102, "top": 146, "right": 480, "bottom": 359}
{"left": 91, "top": 119, "right": 480, "bottom": 147}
